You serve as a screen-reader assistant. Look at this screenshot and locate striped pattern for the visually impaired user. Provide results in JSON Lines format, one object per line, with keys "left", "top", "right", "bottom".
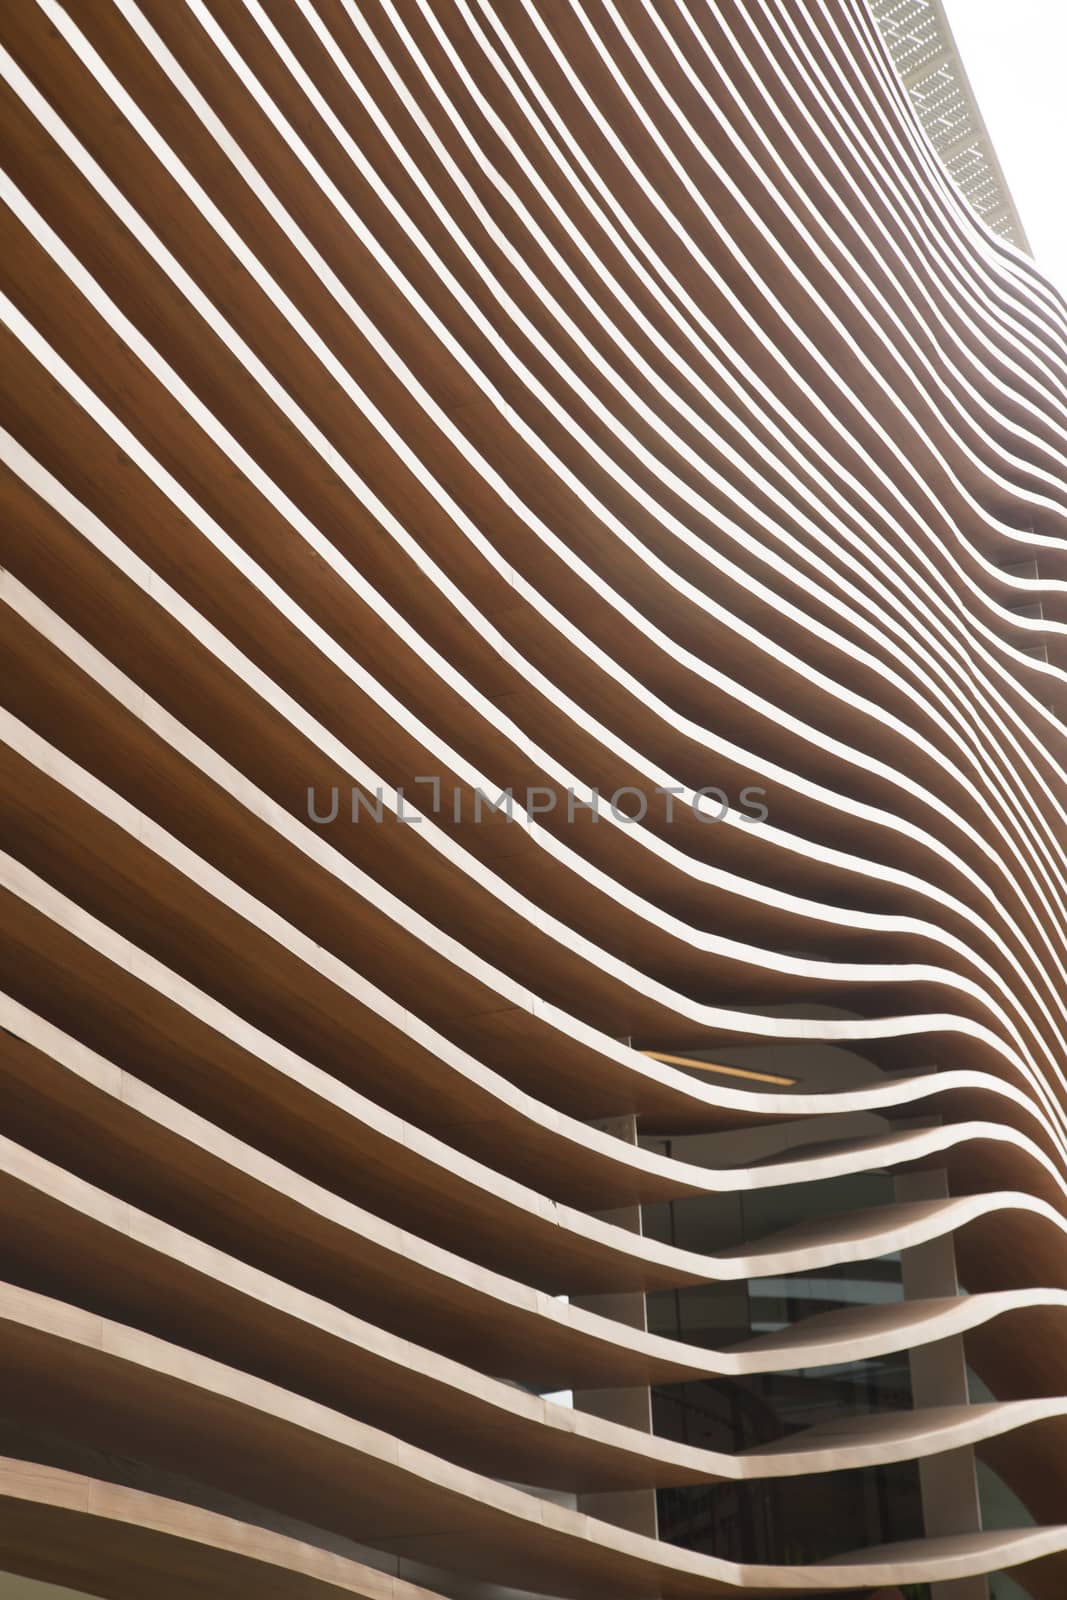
{"left": 0, "top": 0, "right": 1065, "bottom": 1595}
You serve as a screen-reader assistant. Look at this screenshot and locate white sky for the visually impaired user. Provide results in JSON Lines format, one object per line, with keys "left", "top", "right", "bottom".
{"left": 939, "top": 0, "right": 1067, "bottom": 296}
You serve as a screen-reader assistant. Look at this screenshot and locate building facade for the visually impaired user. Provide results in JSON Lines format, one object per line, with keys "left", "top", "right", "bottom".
{"left": 0, "top": 1, "right": 1065, "bottom": 1598}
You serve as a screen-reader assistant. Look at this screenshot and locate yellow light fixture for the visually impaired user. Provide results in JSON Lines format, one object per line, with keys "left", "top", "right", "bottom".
{"left": 641, "top": 1049, "right": 796, "bottom": 1087}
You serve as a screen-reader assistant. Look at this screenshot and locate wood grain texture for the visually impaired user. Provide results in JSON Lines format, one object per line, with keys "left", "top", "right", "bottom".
{"left": 1, "top": 0, "right": 1066, "bottom": 1593}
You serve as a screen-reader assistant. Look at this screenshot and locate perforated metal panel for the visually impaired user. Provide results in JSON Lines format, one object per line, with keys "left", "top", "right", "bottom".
{"left": 868, "top": 0, "right": 1029, "bottom": 248}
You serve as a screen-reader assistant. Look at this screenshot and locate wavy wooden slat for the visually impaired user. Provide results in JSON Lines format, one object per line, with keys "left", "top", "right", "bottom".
{"left": 1, "top": 0, "right": 1066, "bottom": 1593}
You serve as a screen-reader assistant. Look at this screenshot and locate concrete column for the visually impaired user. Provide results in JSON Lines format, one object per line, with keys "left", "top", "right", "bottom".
{"left": 896, "top": 1167, "right": 987, "bottom": 1600}
{"left": 571, "top": 1113, "right": 658, "bottom": 1540}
